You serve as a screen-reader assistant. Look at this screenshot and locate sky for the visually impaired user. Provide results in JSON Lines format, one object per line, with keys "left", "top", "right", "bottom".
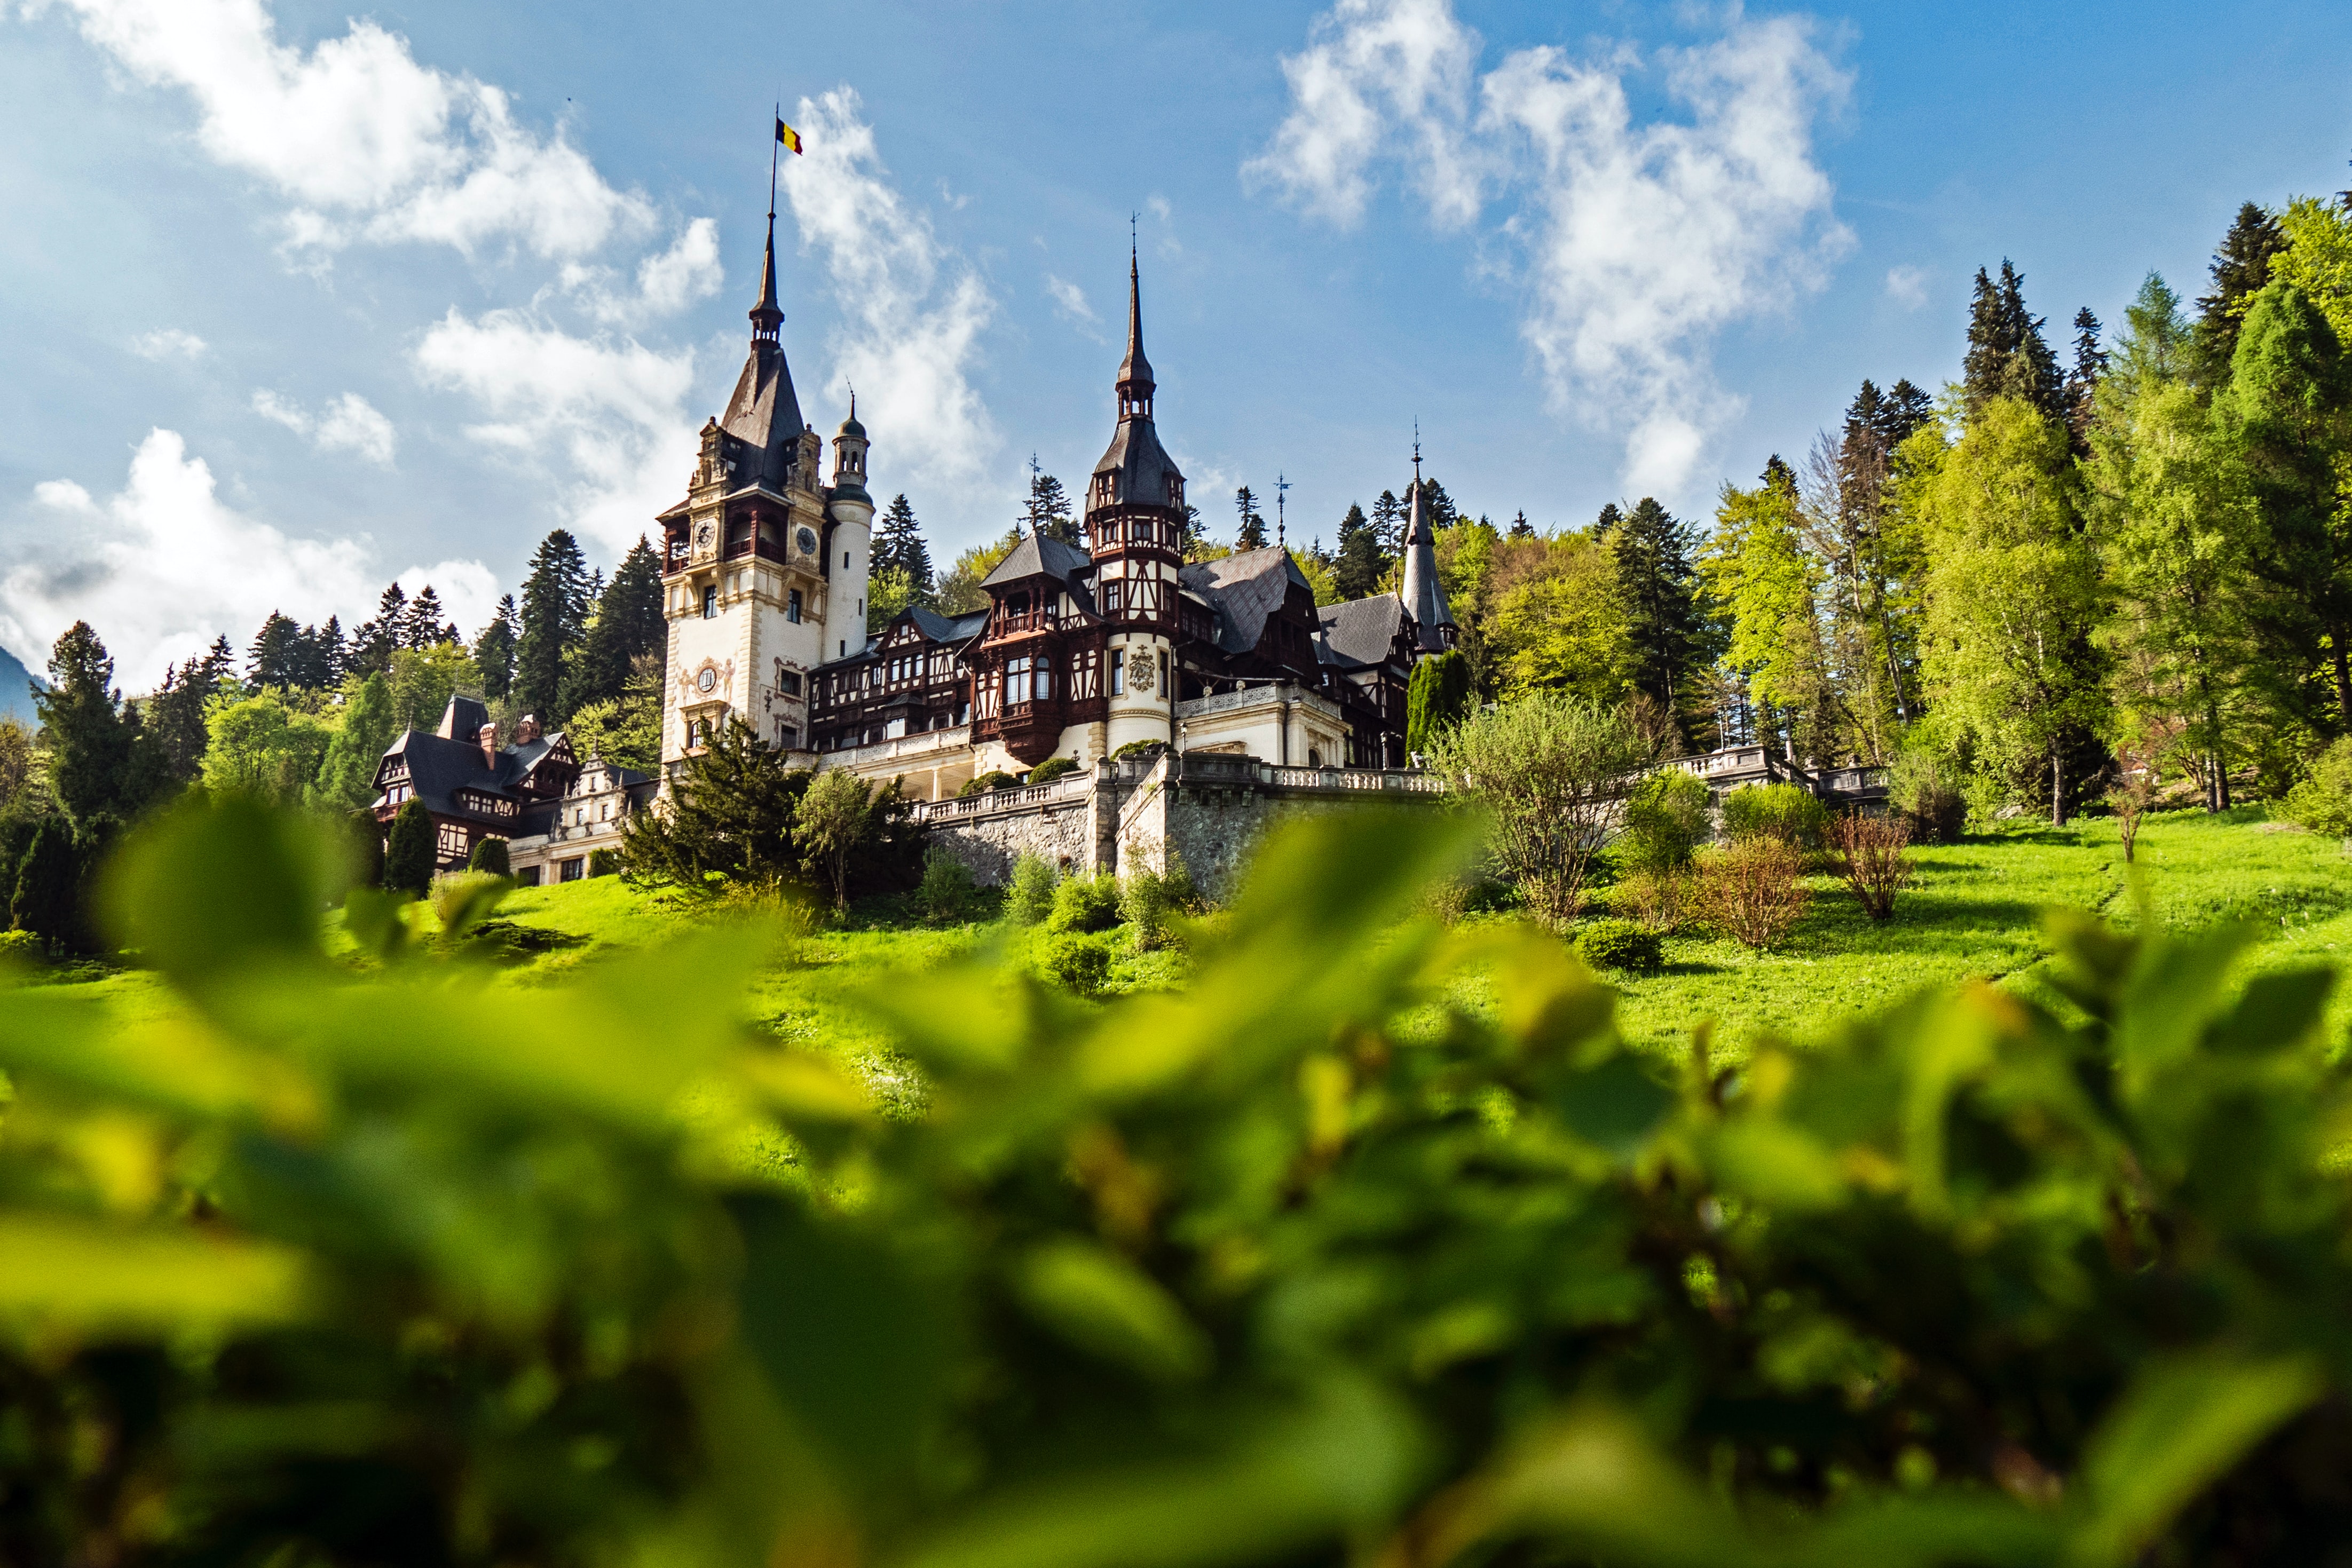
{"left": 3, "top": 0, "right": 2350, "bottom": 689}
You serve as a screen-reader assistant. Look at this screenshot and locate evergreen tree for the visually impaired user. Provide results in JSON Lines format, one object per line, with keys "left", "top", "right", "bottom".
{"left": 1408, "top": 477, "right": 1458, "bottom": 531}
{"left": 1508, "top": 511, "right": 1534, "bottom": 540}
{"left": 873, "top": 495, "right": 934, "bottom": 596}
{"left": 1593, "top": 502, "right": 1623, "bottom": 538}
{"left": 2064, "top": 307, "right": 2108, "bottom": 448}
{"left": 2191, "top": 202, "right": 2288, "bottom": 390}
{"left": 1024, "top": 465, "right": 1078, "bottom": 545}
{"left": 1962, "top": 260, "right": 2064, "bottom": 419}
{"left": 1405, "top": 650, "right": 1474, "bottom": 756}
{"left": 35, "top": 623, "right": 165, "bottom": 825}
{"left": 315, "top": 616, "right": 346, "bottom": 686}
{"left": 312, "top": 674, "right": 397, "bottom": 812}
{"left": 247, "top": 612, "right": 303, "bottom": 687}
{"left": 148, "top": 636, "right": 235, "bottom": 782}
{"left": 1333, "top": 503, "right": 1388, "bottom": 600}
{"left": 402, "top": 586, "right": 456, "bottom": 650}
{"left": 1370, "top": 491, "right": 1405, "bottom": 558}
{"left": 384, "top": 798, "right": 436, "bottom": 897}
{"left": 349, "top": 585, "right": 406, "bottom": 676}
{"left": 619, "top": 717, "right": 813, "bottom": 894}
{"left": 9, "top": 817, "right": 75, "bottom": 953}
{"left": 1235, "top": 486, "right": 1268, "bottom": 551}
{"left": 475, "top": 596, "right": 520, "bottom": 703}
{"left": 568, "top": 538, "right": 666, "bottom": 715}
{"left": 1611, "top": 498, "right": 1703, "bottom": 741}
{"left": 512, "top": 530, "right": 593, "bottom": 724}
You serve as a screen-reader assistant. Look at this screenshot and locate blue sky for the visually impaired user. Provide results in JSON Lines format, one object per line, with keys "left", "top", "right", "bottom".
{"left": 4, "top": 0, "right": 2349, "bottom": 687}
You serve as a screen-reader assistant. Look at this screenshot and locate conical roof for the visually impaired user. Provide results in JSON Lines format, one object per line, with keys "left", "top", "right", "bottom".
{"left": 1398, "top": 467, "right": 1454, "bottom": 651}
{"left": 719, "top": 209, "right": 805, "bottom": 492}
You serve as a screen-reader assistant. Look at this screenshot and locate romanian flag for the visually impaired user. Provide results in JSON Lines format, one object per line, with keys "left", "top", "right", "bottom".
{"left": 775, "top": 116, "right": 803, "bottom": 155}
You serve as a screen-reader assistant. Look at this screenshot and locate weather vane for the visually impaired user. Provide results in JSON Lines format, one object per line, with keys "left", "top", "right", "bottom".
{"left": 1275, "top": 472, "right": 1290, "bottom": 549}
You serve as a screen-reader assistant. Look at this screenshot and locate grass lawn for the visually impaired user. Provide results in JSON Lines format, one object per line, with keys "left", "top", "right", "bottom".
{"left": 30, "top": 806, "right": 2352, "bottom": 1078}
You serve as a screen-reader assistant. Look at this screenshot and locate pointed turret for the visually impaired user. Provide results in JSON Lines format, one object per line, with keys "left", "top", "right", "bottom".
{"left": 1116, "top": 243, "right": 1154, "bottom": 414}
{"left": 717, "top": 208, "right": 806, "bottom": 492}
{"left": 1398, "top": 438, "right": 1455, "bottom": 652}
{"left": 1089, "top": 246, "right": 1183, "bottom": 517}
{"left": 750, "top": 209, "right": 784, "bottom": 347}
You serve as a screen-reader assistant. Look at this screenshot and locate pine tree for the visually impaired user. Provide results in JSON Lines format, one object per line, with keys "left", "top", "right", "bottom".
{"left": 568, "top": 538, "right": 666, "bottom": 715}
{"left": 1508, "top": 511, "right": 1534, "bottom": 540}
{"left": 315, "top": 616, "right": 346, "bottom": 686}
{"left": 512, "top": 530, "right": 593, "bottom": 725}
{"left": 1235, "top": 486, "right": 1268, "bottom": 551}
{"left": 1333, "top": 503, "right": 1388, "bottom": 600}
{"left": 2064, "top": 307, "right": 2108, "bottom": 449}
{"left": 1405, "top": 650, "right": 1473, "bottom": 755}
{"left": 247, "top": 612, "right": 303, "bottom": 687}
{"left": 1024, "top": 465, "right": 1078, "bottom": 545}
{"left": 1963, "top": 260, "right": 2064, "bottom": 419}
{"left": 475, "top": 596, "right": 520, "bottom": 703}
{"left": 350, "top": 585, "right": 406, "bottom": 676}
{"left": 1611, "top": 498, "right": 1703, "bottom": 740}
{"left": 402, "top": 586, "right": 456, "bottom": 651}
{"left": 2191, "top": 202, "right": 2288, "bottom": 390}
{"left": 35, "top": 623, "right": 165, "bottom": 825}
{"left": 873, "top": 495, "right": 934, "bottom": 596}
{"left": 384, "top": 798, "right": 436, "bottom": 897}
{"left": 1370, "top": 492, "right": 1405, "bottom": 558}
{"left": 1594, "top": 502, "right": 1623, "bottom": 538}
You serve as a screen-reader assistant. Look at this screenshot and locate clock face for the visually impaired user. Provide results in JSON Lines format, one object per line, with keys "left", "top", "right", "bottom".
{"left": 697, "top": 667, "right": 717, "bottom": 693}
{"left": 694, "top": 521, "right": 715, "bottom": 549}
{"left": 796, "top": 526, "right": 818, "bottom": 555}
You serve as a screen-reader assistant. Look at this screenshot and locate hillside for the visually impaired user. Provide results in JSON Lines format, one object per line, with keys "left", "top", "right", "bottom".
{"left": 0, "top": 646, "right": 43, "bottom": 725}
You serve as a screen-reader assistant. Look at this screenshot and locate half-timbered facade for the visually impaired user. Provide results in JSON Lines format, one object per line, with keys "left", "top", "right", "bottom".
{"left": 370, "top": 695, "right": 580, "bottom": 871}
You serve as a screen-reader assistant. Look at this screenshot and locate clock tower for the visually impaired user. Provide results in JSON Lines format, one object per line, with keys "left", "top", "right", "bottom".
{"left": 655, "top": 205, "right": 866, "bottom": 771}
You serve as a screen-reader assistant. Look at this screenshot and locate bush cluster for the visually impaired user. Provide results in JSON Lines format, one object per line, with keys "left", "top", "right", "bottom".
{"left": 1720, "top": 782, "right": 1828, "bottom": 849}
{"left": 1046, "top": 869, "right": 1122, "bottom": 935}
{"left": 2284, "top": 736, "right": 2352, "bottom": 836}
{"left": 1006, "top": 852, "right": 1058, "bottom": 926}
{"left": 960, "top": 770, "right": 1021, "bottom": 797}
{"left": 1573, "top": 916, "right": 1662, "bottom": 973}
{"left": 1026, "top": 756, "right": 1081, "bottom": 786}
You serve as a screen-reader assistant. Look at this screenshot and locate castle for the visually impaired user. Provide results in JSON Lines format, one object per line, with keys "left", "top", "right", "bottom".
{"left": 653, "top": 209, "right": 1458, "bottom": 808}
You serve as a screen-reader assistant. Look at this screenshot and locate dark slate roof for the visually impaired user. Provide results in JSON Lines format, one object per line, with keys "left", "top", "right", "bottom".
{"left": 1091, "top": 416, "right": 1182, "bottom": 511}
{"left": 908, "top": 606, "right": 990, "bottom": 644}
{"left": 1179, "top": 547, "right": 1311, "bottom": 656}
{"left": 517, "top": 802, "right": 559, "bottom": 838}
{"left": 436, "top": 693, "right": 490, "bottom": 741}
{"left": 1317, "top": 595, "right": 1409, "bottom": 670}
{"left": 381, "top": 720, "right": 575, "bottom": 821}
{"left": 1398, "top": 479, "right": 1454, "bottom": 651}
{"left": 720, "top": 348, "right": 804, "bottom": 493}
{"left": 981, "top": 533, "right": 1093, "bottom": 590}
{"left": 625, "top": 779, "right": 660, "bottom": 810}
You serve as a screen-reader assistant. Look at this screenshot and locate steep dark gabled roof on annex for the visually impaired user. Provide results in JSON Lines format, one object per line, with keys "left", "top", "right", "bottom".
{"left": 981, "top": 533, "right": 1093, "bottom": 590}
{"left": 1179, "top": 546, "right": 1311, "bottom": 656}
{"left": 382, "top": 730, "right": 519, "bottom": 819}
{"left": 907, "top": 606, "right": 991, "bottom": 644}
{"left": 1318, "top": 594, "right": 1409, "bottom": 669}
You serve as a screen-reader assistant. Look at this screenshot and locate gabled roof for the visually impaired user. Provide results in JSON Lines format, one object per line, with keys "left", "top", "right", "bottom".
{"left": 1179, "top": 546, "right": 1311, "bottom": 656}
{"left": 908, "top": 605, "right": 990, "bottom": 644}
{"left": 379, "top": 722, "right": 575, "bottom": 822}
{"left": 1318, "top": 594, "right": 1410, "bottom": 670}
{"left": 981, "top": 533, "right": 1093, "bottom": 590}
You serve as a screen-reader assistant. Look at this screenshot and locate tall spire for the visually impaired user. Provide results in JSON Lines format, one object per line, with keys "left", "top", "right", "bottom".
{"left": 749, "top": 208, "right": 783, "bottom": 348}
{"left": 1115, "top": 235, "right": 1154, "bottom": 417}
{"left": 1398, "top": 428, "right": 1454, "bottom": 651}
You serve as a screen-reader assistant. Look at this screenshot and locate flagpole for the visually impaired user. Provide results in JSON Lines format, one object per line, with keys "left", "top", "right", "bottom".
{"left": 769, "top": 101, "right": 780, "bottom": 221}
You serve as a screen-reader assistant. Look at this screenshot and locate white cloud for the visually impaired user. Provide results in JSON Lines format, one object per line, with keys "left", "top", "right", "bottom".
{"left": 130, "top": 327, "right": 206, "bottom": 360}
{"left": 1251, "top": 2, "right": 1851, "bottom": 495}
{"left": 251, "top": 389, "right": 398, "bottom": 465}
{"left": 1884, "top": 264, "right": 1929, "bottom": 309}
{"left": 1243, "top": 0, "right": 1487, "bottom": 229}
{"left": 1044, "top": 273, "right": 1098, "bottom": 324}
{"left": 779, "top": 87, "right": 1000, "bottom": 494}
{"left": 562, "top": 218, "right": 725, "bottom": 326}
{"left": 3, "top": 430, "right": 487, "bottom": 686}
{"left": 36, "top": 0, "right": 652, "bottom": 260}
{"left": 413, "top": 308, "right": 697, "bottom": 552}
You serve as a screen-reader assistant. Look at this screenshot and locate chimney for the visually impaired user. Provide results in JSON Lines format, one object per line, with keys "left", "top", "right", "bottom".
{"left": 477, "top": 722, "right": 498, "bottom": 771}
{"left": 514, "top": 714, "right": 542, "bottom": 745}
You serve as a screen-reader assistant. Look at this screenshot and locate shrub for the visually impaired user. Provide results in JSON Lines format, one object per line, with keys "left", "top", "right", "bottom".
{"left": 1574, "top": 917, "right": 1662, "bottom": 973}
{"left": 917, "top": 848, "right": 977, "bottom": 924}
{"left": 1118, "top": 849, "right": 1196, "bottom": 952}
{"left": 349, "top": 808, "right": 386, "bottom": 896}
{"left": 1006, "top": 852, "right": 1058, "bottom": 926}
{"left": 1827, "top": 811, "right": 1914, "bottom": 922}
{"left": 1696, "top": 837, "right": 1809, "bottom": 949}
{"left": 1619, "top": 770, "right": 1712, "bottom": 876}
{"left": 1617, "top": 866, "right": 1693, "bottom": 932}
{"left": 1111, "top": 739, "right": 1166, "bottom": 761}
{"left": 1042, "top": 931, "right": 1112, "bottom": 995}
{"left": 1047, "top": 869, "right": 1122, "bottom": 935}
{"left": 795, "top": 768, "right": 875, "bottom": 909}
{"left": 1424, "top": 692, "right": 1649, "bottom": 927}
{"left": 8, "top": 818, "right": 76, "bottom": 951}
{"left": 960, "top": 770, "right": 1020, "bottom": 798}
{"left": 1720, "top": 782, "right": 1828, "bottom": 849}
{"left": 1027, "top": 756, "right": 1081, "bottom": 786}
{"left": 2107, "top": 741, "right": 2161, "bottom": 862}
{"left": 1405, "top": 649, "right": 1474, "bottom": 756}
{"left": 1889, "top": 746, "right": 1967, "bottom": 844}
{"left": 383, "top": 798, "right": 436, "bottom": 897}
{"left": 429, "top": 869, "right": 512, "bottom": 947}
{"left": 0, "top": 928, "right": 45, "bottom": 966}
{"left": 587, "top": 848, "right": 619, "bottom": 877}
{"left": 467, "top": 836, "right": 511, "bottom": 876}
{"left": 2283, "top": 737, "right": 2352, "bottom": 837}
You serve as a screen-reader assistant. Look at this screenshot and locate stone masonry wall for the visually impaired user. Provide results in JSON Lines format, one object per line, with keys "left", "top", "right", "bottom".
{"left": 925, "top": 799, "right": 1096, "bottom": 886}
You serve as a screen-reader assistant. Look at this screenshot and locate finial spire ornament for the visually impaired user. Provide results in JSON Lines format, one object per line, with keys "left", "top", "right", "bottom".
{"left": 1115, "top": 239, "right": 1154, "bottom": 418}
{"left": 1276, "top": 472, "right": 1290, "bottom": 549}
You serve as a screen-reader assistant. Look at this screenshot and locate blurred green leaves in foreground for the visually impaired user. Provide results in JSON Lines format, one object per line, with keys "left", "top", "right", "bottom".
{"left": 3, "top": 796, "right": 2351, "bottom": 1564}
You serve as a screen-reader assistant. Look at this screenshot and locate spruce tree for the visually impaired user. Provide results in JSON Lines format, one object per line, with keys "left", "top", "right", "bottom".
{"left": 402, "top": 586, "right": 455, "bottom": 650}
{"left": 247, "top": 612, "right": 303, "bottom": 687}
{"left": 873, "top": 495, "right": 934, "bottom": 596}
{"left": 475, "top": 596, "right": 520, "bottom": 703}
{"left": 1508, "top": 511, "right": 1534, "bottom": 540}
{"left": 2064, "top": 307, "right": 2108, "bottom": 449}
{"left": 2191, "top": 202, "right": 2288, "bottom": 390}
{"left": 1370, "top": 491, "right": 1404, "bottom": 557}
{"left": 36, "top": 623, "right": 164, "bottom": 825}
{"left": 1594, "top": 502, "right": 1624, "bottom": 538}
{"left": 1963, "top": 260, "right": 2063, "bottom": 418}
{"left": 315, "top": 616, "right": 346, "bottom": 686}
{"left": 1408, "top": 477, "right": 1458, "bottom": 531}
{"left": 1333, "top": 503, "right": 1387, "bottom": 600}
{"left": 384, "top": 798, "right": 436, "bottom": 897}
{"left": 1612, "top": 498, "right": 1702, "bottom": 739}
{"left": 1405, "top": 650, "right": 1473, "bottom": 756}
{"left": 569, "top": 538, "right": 666, "bottom": 715}
{"left": 1024, "top": 466, "right": 1078, "bottom": 545}
{"left": 148, "top": 636, "right": 236, "bottom": 782}
{"left": 349, "top": 585, "right": 405, "bottom": 676}
{"left": 1235, "top": 486, "right": 1268, "bottom": 551}
{"left": 512, "top": 530, "right": 592, "bottom": 724}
